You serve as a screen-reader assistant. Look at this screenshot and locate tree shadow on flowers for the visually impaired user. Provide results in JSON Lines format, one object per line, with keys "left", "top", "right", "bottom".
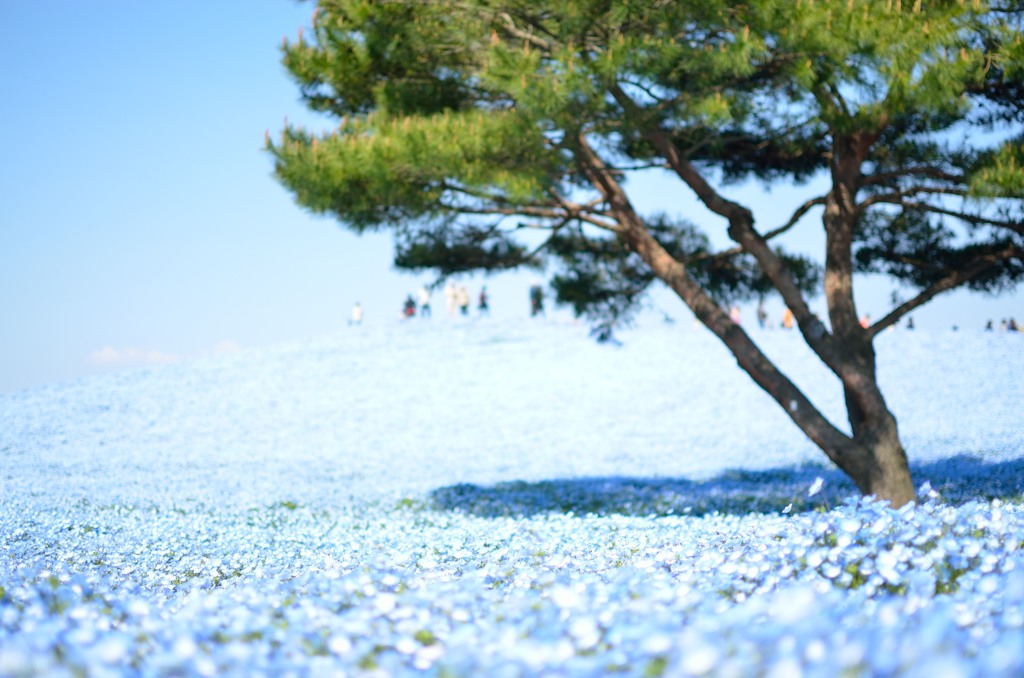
{"left": 428, "top": 467, "right": 855, "bottom": 518}
{"left": 912, "top": 453, "right": 1024, "bottom": 504}
{"left": 426, "top": 454, "right": 1024, "bottom": 518}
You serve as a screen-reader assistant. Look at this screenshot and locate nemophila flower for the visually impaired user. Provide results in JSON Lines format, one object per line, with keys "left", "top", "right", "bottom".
{"left": 807, "top": 477, "right": 825, "bottom": 497}
{"left": 1, "top": 323, "right": 1023, "bottom": 675}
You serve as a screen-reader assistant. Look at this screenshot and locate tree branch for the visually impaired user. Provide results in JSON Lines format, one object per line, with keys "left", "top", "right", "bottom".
{"left": 605, "top": 161, "right": 672, "bottom": 172}
{"left": 571, "top": 133, "right": 861, "bottom": 469}
{"left": 701, "top": 196, "right": 827, "bottom": 261}
{"left": 605, "top": 83, "right": 844, "bottom": 369}
{"left": 860, "top": 166, "right": 965, "bottom": 187}
{"left": 616, "top": 77, "right": 672, "bottom": 107}
{"left": 900, "top": 201, "right": 1024, "bottom": 237}
{"left": 858, "top": 187, "right": 968, "bottom": 211}
{"left": 496, "top": 12, "right": 554, "bottom": 51}
{"left": 869, "top": 243, "right": 1024, "bottom": 337}
{"left": 443, "top": 202, "right": 610, "bottom": 228}
{"left": 859, "top": 190, "right": 1024, "bottom": 237}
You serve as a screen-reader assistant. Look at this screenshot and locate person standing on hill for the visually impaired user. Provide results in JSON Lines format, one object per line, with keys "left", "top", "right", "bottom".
{"left": 478, "top": 286, "right": 489, "bottom": 316}
{"left": 402, "top": 294, "right": 417, "bottom": 318}
{"left": 729, "top": 305, "right": 742, "bottom": 325}
{"left": 457, "top": 284, "right": 471, "bottom": 316}
{"left": 349, "top": 302, "right": 363, "bottom": 326}
{"left": 444, "top": 280, "right": 458, "bottom": 316}
{"left": 529, "top": 282, "right": 544, "bottom": 317}
{"left": 756, "top": 299, "right": 768, "bottom": 329}
{"left": 781, "top": 308, "right": 794, "bottom": 330}
{"left": 418, "top": 285, "right": 432, "bottom": 317}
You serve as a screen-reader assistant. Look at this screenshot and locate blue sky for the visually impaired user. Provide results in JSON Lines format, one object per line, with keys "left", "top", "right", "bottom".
{"left": 1, "top": 2, "right": 1020, "bottom": 393}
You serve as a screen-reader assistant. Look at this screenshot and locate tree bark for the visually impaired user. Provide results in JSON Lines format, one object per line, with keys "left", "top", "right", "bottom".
{"left": 821, "top": 133, "right": 916, "bottom": 506}
{"left": 841, "top": 413, "right": 916, "bottom": 506}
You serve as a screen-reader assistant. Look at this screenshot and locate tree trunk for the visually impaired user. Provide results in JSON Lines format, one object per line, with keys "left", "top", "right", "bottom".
{"left": 840, "top": 413, "right": 916, "bottom": 507}
{"left": 818, "top": 139, "right": 916, "bottom": 507}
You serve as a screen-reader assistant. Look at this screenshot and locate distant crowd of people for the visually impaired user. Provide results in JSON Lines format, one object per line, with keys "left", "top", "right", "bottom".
{"left": 348, "top": 281, "right": 543, "bottom": 325}
{"left": 732, "top": 300, "right": 1019, "bottom": 334}
{"left": 350, "top": 287, "right": 1018, "bottom": 333}
{"left": 986, "top": 318, "right": 1020, "bottom": 332}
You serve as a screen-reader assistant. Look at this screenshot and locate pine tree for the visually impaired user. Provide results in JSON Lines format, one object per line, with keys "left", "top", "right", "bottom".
{"left": 269, "top": 0, "right": 1024, "bottom": 507}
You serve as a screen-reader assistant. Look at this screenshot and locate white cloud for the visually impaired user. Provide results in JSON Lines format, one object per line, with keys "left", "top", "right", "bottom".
{"left": 208, "top": 340, "right": 241, "bottom": 355}
{"left": 89, "top": 346, "right": 182, "bottom": 367}
{"left": 88, "top": 340, "right": 241, "bottom": 368}
{"left": 88, "top": 346, "right": 123, "bottom": 365}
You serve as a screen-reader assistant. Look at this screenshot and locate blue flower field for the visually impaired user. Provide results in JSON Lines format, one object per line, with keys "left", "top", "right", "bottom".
{"left": 2, "top": 319, "right": 1022, "bottom": 676}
